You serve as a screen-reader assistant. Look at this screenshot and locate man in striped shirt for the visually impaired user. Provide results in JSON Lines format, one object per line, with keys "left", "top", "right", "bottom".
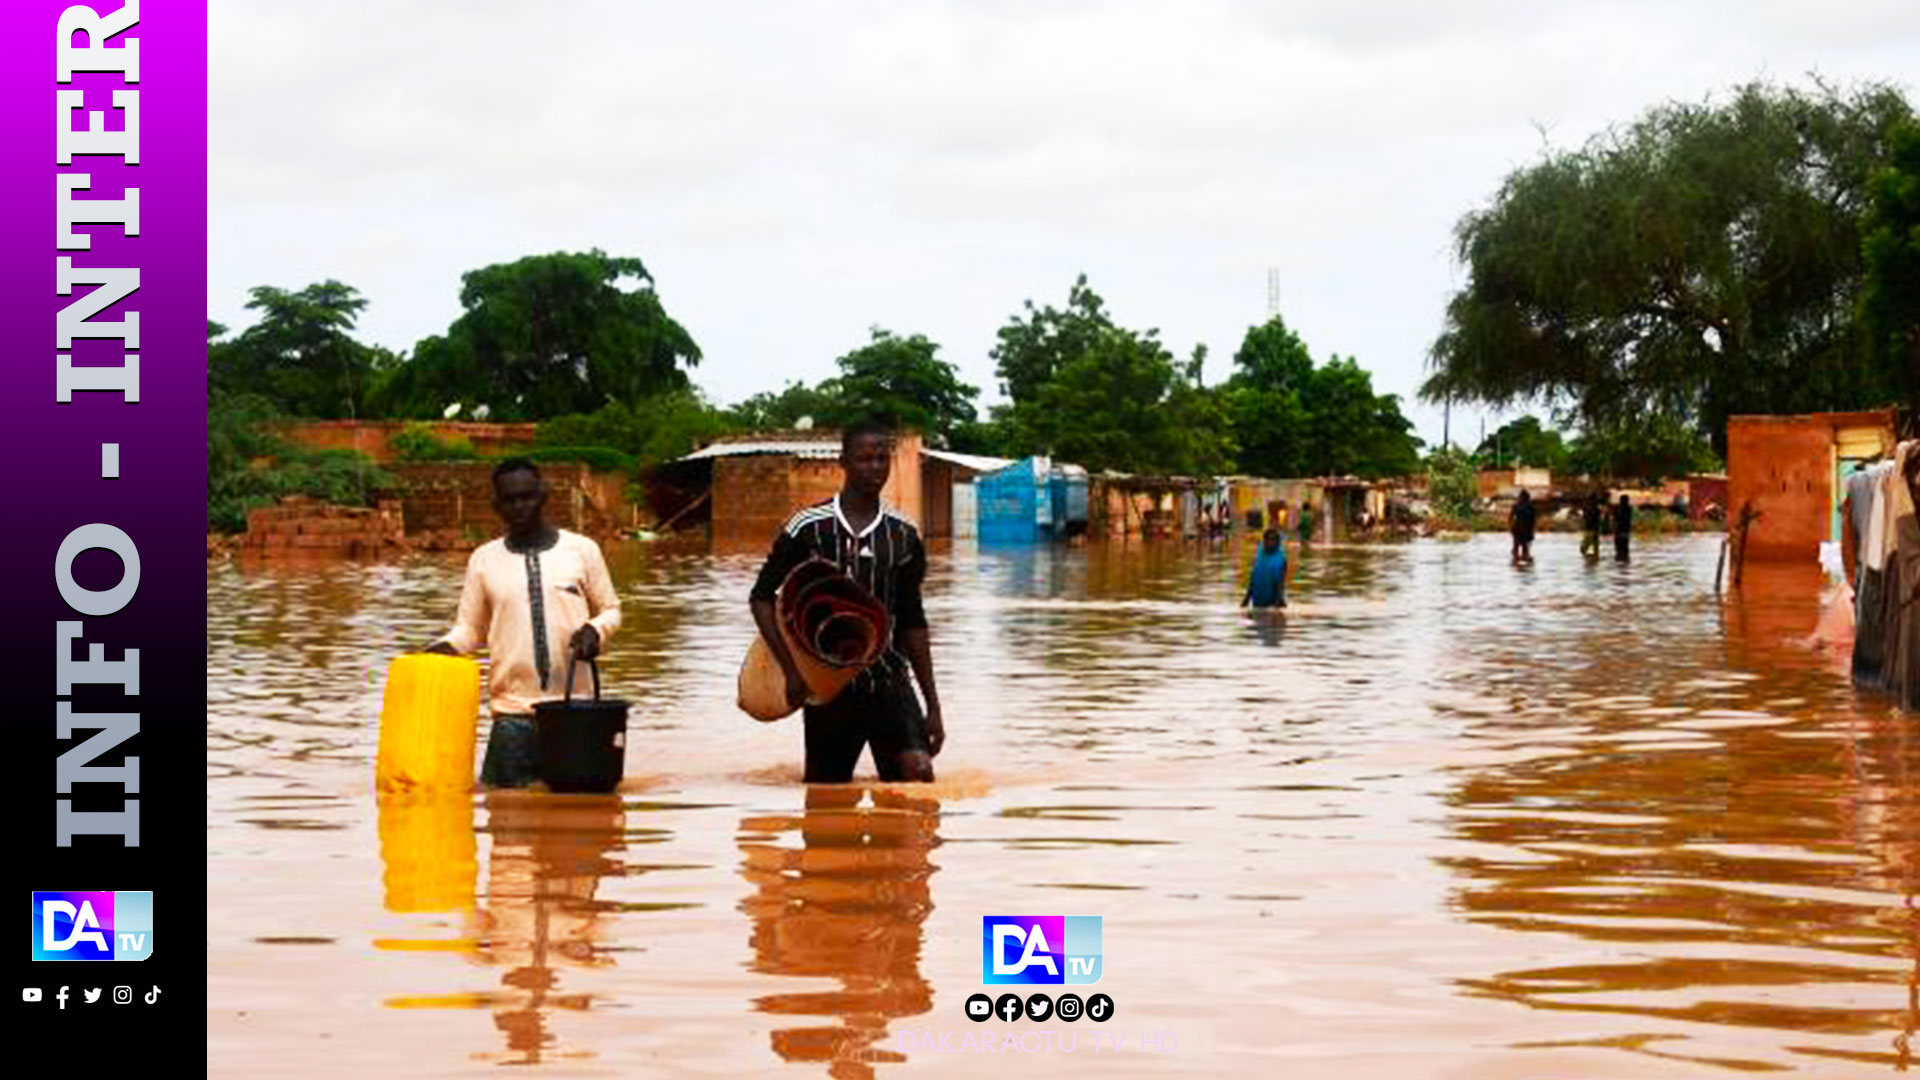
{"left": 750, "top": 421, "right": 945, "bottom": 783}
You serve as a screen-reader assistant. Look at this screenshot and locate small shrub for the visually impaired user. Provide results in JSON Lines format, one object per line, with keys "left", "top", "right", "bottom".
{"left": 390, "top": 421, "right": 477, "bottom": 462}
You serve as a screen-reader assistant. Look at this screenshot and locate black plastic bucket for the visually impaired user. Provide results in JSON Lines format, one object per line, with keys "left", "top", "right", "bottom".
{"left": 533, "top": 657, "right": 629, "bottom": 794}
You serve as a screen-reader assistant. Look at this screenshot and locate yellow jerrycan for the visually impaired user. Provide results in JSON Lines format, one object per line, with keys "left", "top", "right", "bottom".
{"left": 376, "top": 654, "right": 482, "bottom": 793}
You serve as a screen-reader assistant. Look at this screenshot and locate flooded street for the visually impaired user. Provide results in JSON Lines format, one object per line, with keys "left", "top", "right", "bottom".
{"left": 207, "top": 535, "right": 1920, "bottom": 1077}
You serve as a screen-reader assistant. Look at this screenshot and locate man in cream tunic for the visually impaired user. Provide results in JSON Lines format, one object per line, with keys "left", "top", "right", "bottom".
{"left": 423, "top": 458, "right": 622, "bottom": 787}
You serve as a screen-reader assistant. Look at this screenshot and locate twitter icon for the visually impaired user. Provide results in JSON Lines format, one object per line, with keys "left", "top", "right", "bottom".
{"left": 82, "top": 988, "right": 101, "bottom": 1004}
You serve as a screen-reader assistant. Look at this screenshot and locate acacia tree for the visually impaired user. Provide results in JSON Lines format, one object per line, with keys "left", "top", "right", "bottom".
{"left": 1422, "top": 80, "right": 1914, "bottom": 452}
{"left": 209, "top": 280, "right": 388, "bottom": 417}
{"left": 374, "top": 250, "right": 701, "bottom": 420}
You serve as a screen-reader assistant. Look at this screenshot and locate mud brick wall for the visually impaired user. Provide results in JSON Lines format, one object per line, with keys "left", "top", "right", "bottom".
{"left": 710, "top": 456, "right": 787, "bottom": 544}
{"left": 1727, "top": 418, "right": 1836, "bottom": 564}
{"left": 384, "top": 462, "right": 630, "bottom": 540}
{"left": 709, "top": 434, "right": 926, "bottom": 544}
{"left": 242, "top": 498, "right": 404, "bottom": 554}
{"left": 275, "top": 420, "right": 539, "bottom": 463}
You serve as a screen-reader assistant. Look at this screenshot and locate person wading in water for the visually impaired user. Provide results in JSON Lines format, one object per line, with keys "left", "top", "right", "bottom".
{"left": 1241, "top": 528, "right": 1290, "bottom": 610}
{"left": 419, "top": 459, "right": 622, "bottom": 788}
{"left": 1580, "top": 491, "right": 1605, "bottom": 560}
{"left": 1509, "top": 489, "right": 1538, "bottom": 565}
{"left": 748, "top": 421, "right": 946, "bottom": 783}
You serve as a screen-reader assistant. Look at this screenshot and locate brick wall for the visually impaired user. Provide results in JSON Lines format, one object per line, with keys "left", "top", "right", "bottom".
{"left": 242, "top": 497, "right": 405, "bottom": 555}
{"left": 274, "top": 420, "right": 539, "bottom": 462}
{"left": 712, "top": 456, "right": 797, "bottom": 544}
{"left": 1726, "top": 411, "right": 1893, "bottom": 563}
{"left": 709, "top": 434, "right": 927, "bottom": 543}
{"left": 382, "top": 462, "right": 631, "bottom": 544}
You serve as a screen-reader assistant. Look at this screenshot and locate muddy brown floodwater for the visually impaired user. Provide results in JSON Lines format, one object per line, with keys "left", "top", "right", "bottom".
{"left": 207, "top": 534, "right": 1920, "bottom": 1077}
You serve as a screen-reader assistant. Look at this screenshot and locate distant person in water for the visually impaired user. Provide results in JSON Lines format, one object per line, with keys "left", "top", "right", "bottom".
{"left": 1614, "top": 494, "right": 1634, "bottom": 562}
{"left": 1296, "top": 502, "right": 1314, "bottom": 545}
{"left": 1579, "top": 492, "right": 1604, "bottom": 559}
{"left": 1242, "top": 528, "right": 1289, "bottom": 610}
{"left": 1509, "top": 489, "right": 1537, "bottom": 564}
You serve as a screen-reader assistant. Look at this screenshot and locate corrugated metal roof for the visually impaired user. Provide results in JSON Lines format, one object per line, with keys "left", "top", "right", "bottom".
{"left": 922, "top": 448, "right": 1014, "bottom": 473}
{"left": 678, "top": 439, "right": 841, "bottom": 461}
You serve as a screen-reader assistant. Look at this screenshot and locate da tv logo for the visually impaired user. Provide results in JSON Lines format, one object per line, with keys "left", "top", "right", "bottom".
{"left": 982, "top": 916, "right": 1101, "bottom": 985}
{"left": 31, "top": 892, "right": 153, "bottom": 961}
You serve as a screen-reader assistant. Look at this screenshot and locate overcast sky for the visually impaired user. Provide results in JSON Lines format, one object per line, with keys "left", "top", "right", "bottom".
{"left": 209, "top": 0, "right": 1920, "bottom": 447}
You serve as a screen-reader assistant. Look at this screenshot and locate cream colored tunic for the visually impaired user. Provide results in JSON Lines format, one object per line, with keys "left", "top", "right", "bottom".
{"left": 437, "top": 530, "right": 622, "bottom": 715}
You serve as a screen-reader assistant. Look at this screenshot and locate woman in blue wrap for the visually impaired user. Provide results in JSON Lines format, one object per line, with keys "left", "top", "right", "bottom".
{"left": 1242, "top": 528, "right": 1290, "bottom": 610}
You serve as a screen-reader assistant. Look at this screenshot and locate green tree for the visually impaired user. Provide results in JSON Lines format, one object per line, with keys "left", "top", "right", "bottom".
{"left": 1301, "top": 357, "right": 1424, "bottom": 478}
{"left": 1024, "top": 326, "right": 1234, "bottom": 475}
{"left": 726, "top": 380, "right": 845, "bottom": 431}
{"left": 206, "top": 380, "right": 392, "bottom": 532}
{"left": 1475, "top": 415, "right": 1568, "bottom": 471}
{"left": 1861, "top": 119, "right": 1920, "bottom": 411}
{"left": 1422, "top": 80, "right": 1914, "bottom": 452}
{"left": 1225, "top": 316, "right": 1424, "bottom": 479}
{"left": 1426, "top": 446, "right": 1479, "bottom": 519}
{"left": 825, "top": 328, "right": 979, "bottom": 444}
{"left": 373, "top": 250, "right": 701, "bottom": 420}
{"left": 1224, "top": 316, "right": 1314, "bottom": 477}
{"left": 538, "top": 389, "right": 736, "bottom": 469}
{"left": 1564, "top": 413, "right": 1720, "bottom": 481}
{"left": 209, "top": 281, "right": 387, "bottom": 417}
{"left": 947, "top": 416, "right": 1017, "bottom": 458}
{"left": 991, "top": 274, "right": 1114, "bottom": 406}
{"left": 984, "top": 276, "right": 1237, "bottom": 474}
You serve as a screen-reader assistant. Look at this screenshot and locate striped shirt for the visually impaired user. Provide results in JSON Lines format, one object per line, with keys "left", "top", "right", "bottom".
{"left": 751, "top": 494, "right": 929, "bottom": 687}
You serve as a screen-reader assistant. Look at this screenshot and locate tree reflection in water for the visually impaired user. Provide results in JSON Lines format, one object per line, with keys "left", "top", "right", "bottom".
{"left": 738, "top": 786, "right": 940, "bottom": 1080}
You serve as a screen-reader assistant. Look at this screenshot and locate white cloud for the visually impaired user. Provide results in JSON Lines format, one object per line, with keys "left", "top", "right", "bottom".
{"left": 210, "top": 0, "right": 1920, "bottom": 444}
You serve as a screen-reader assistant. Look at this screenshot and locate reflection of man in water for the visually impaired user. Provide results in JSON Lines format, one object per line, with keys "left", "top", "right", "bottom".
{"left": 474, "top": 793, "right": 623, "bottom": 1065}
{"left": 749, "top": 421, "right": 945, "bottom": 783}
{"left": 420, "top": 459, "right": 622, "bottom": 788}
{"left": 739, "top": 787, "right": 939, "bottom": 1080}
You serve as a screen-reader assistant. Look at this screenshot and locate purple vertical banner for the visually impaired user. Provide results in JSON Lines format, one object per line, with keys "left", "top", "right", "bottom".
{"left": 0, "top": 0, "right": 207, "bottom": 1054}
